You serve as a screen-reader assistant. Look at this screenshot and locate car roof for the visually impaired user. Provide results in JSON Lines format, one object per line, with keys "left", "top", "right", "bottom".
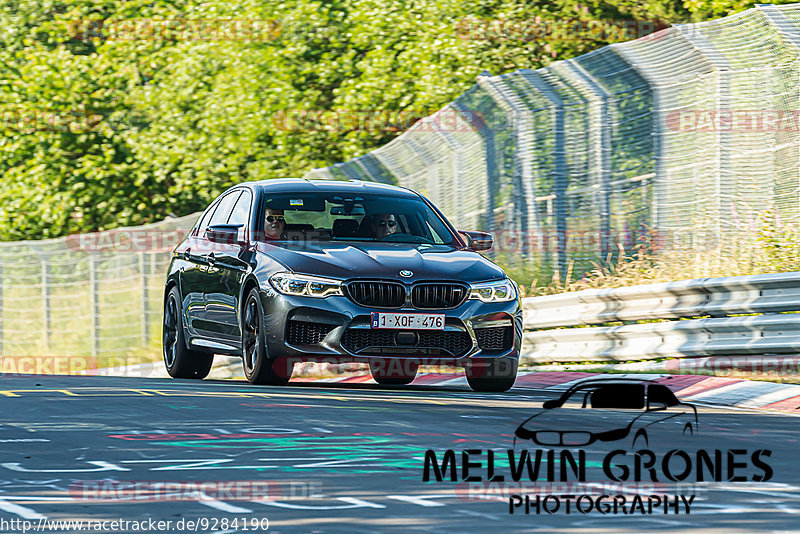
{"left": 245, "top": 178, "right": 420, "bottom": 198}
{"left": 560, "top": 377, "right": 667, "bottom": 392}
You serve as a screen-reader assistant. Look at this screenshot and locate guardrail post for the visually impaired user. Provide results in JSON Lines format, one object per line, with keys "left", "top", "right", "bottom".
{"left": 41, "top": 260, "right": 51, "bottom": 352}
{"left": 89, "top": 257, "right": 100, "bottom": 359}
{"left": 139, "top": 251, "right": 149, "bottom": 347}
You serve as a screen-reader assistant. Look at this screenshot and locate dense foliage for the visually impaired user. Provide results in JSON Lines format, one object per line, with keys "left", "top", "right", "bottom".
{"left": 0, "top": 0, "right": 776, "bottom": 240}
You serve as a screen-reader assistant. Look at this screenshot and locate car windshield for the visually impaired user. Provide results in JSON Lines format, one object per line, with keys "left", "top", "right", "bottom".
{"left": 258, "top": 191, "right": 458, "bottom": 245}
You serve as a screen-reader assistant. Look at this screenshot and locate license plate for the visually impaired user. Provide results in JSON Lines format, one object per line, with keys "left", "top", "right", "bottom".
{"left": 371, "top": 312, "right": 445, "bottom": 330}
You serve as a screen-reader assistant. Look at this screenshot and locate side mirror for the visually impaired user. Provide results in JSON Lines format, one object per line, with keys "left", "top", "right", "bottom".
{"left": 460, "top": 230, "right": 493, "bottom": 252}
{"left": 542, "top": 399, "right": 560, "bottom": 409}
{"left": 206, "top": 224, "right": 245, "bottom": 246}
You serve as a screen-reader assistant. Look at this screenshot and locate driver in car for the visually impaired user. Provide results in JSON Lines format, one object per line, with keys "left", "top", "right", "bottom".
{"left": 264, "top": 207, "right": 286, "bottom": 240}
{"left": 371, "top": 213, "right": 398, "bottom": 240}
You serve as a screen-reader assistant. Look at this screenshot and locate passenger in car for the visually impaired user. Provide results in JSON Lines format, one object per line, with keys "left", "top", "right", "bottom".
{"left": 264, "top": 207, "right": 286, "bottom": 240}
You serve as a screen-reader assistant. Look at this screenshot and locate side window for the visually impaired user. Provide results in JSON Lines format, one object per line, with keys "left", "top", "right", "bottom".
{"left": 589, "top": 384, "right": 645, "bottom": 409}
{"left": 206, "top": 191, "right": 242, "bottom": 234}
{"left": 227, "top": 190, "right": 253, "bottom": 240}
{"left": 648, "top": 384, "right": 679, "bottom": 408}
{"left": 195, "top": 202, "right": 218, "bottom": 237}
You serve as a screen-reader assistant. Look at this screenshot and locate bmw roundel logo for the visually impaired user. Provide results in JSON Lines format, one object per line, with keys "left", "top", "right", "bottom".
{"left": 399, "top": 270, "right": 413, "bottom": 278}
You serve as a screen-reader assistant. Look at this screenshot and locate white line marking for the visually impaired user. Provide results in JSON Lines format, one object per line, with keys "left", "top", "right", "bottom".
{"left": 0, "top": 498, "right": 46, "bottom": 519}
{"left": 387, "top": 495, "right": 448, "bottom": 507}
{"left": 736, "top": 387, "right": 800, "bottom": 408}
{"left": 1, "top": 461, "right": 129, "bottom": 473}
{"left": 196, "top": 495, "right": 252, "bottom": 514}
{"left": 685, "top": 381, "right": 769, "bottom": 403}
{"left": 252, "top": 497, "right": 385, "bottom": 510}
{"left": 337, "top": 497, "right": 386, "bottom": 509}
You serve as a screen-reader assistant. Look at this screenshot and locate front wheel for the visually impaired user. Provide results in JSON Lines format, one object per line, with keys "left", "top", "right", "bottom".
{"left": 465, "top": 357, "right": 518, "bottom": 392}
{"left": 163, "top": 286, "right": 213, "bottom": 379}
{"left": 242, "top": 288, "right": 290, "bottom": 386}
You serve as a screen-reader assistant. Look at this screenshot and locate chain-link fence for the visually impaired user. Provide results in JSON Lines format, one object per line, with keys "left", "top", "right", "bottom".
{"left": 0, "top": 214, "right": 198, "bottom": 361}
{"left": 304, "top": 4, "right": 800, "bottom": 278}
{"left": 3, "top": 6, "right": 800, "bottom": 362}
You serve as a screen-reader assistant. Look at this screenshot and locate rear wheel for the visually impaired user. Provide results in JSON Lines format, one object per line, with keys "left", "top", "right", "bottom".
{"left": 163, "top": 286, "right": 213, "bottom": 379}
{"left": 242, "top": 288, "right": 290, "bottom": 386}
{"left": 370, "top": 360, "right": 418, "bottom": 386}
{"left": 465, "top": 357, "right": 518, "bottom": 392}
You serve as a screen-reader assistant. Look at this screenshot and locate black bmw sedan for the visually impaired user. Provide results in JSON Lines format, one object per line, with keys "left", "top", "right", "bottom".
{"left": 163, "top": 179, "right": 522, "bottom": 392}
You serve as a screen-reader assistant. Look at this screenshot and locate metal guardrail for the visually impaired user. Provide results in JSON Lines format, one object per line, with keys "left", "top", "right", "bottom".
{"left": 520, "top": 272, "right": 800, "bottom": 363}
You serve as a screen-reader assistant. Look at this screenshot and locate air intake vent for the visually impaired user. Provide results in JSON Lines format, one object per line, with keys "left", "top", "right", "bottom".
{"left": 411, "top": 283, "right": 469, "bottom": 309}
{"left": 341, "top": 328, "right": 472, "bottom": 357}
{"left": 286, "top": 321, "right": 334, "bottom": 345}
{"left": 476, "top": 326, "right": 513, "bottom": 352}
{"left": 345, "top": 281, "right": 406, "bottom": 308}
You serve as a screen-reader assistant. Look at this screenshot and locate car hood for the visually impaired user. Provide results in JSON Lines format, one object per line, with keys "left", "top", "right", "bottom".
{"left": 255, "top": 241, "right": 506, "bottom": 283}
{"left": 516, "top": 408, "right": 642, "bottom": 435}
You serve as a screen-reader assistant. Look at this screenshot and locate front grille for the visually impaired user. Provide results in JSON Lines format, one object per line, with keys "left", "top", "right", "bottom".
{"left": 345, "top": 281, "right": 406, "bottom": 308}
{"left": 476, "top": 326, "right": 514, "bottom": 352}
{"left": 286, "top": 321, "right": 334, "bottom": 345}
{"left": 341, "top": 328, "right": 472, "bottom": 357}
{"left": 411, "top": 283, "right": 469, "bottom": 309}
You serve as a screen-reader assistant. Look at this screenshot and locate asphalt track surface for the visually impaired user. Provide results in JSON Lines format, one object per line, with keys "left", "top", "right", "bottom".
{"left": 0, "top": 375, "right": 799, "bottom": 533}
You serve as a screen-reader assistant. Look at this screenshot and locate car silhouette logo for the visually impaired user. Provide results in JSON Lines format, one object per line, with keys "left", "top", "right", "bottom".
{"left": 514, "top": 378, "right": 698, "bottom": 449}
{"left": 399, "top": 270, "right": 413, "bottom": 277}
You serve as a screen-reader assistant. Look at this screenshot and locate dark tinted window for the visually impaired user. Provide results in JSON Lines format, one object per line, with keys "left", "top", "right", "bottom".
{"left": 228, "top": 190, "right": 253, "bottom": 239}
{"left": 648, "top": 384, "right": 679, "bottom": 407}
{"left": 589, "top": 384, "right": 645, "bottom": 409}
{"left": 206, "top": 191, "right": 241, "bottom": 233}
{"left": 194, "top": 203, "right": 217, "bottom": 237}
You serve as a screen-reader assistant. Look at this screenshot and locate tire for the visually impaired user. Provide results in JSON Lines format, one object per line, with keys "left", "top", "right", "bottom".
{"left": 163, "top": 286, "right": 214, "bottom": 379}
{"left": 242, "top": 288, "right": 290, "bottom": 386}
{"left": 465, "top": 357, "right": 518, "bottom": 392}
{"left": 370, "top": 360, "right": 418, "bottom": 386}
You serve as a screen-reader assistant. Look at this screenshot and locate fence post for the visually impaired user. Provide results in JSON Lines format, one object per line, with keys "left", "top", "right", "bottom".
{"left": 558, "top": 60, "right": 613, "bottom": 259}
{"left": 521, "top": 70, "right": 568, "bottom": 277}
{"left": 139, "top": 251, "right": 149, "bottom": 347}
{"left": 41, "top": 260, "right": 51, "bottom": 352}
{"left": 476, "top": 75, "right": 539, "bottom": 262}
{"left": 89, "top": 257, "right": 100, "bottom": 359}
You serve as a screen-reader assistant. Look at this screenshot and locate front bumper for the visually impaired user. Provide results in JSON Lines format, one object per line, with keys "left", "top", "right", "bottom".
{"left": 259, "top": 287, "right": 523, "bottom": 367}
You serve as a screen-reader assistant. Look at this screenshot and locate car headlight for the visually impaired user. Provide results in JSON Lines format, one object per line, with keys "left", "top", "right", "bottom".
{"left": 469, "top": 279, "right": 517, "bottom": 303}
{"left": 269, "top": 272, "right": 343, "bottom": 298}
